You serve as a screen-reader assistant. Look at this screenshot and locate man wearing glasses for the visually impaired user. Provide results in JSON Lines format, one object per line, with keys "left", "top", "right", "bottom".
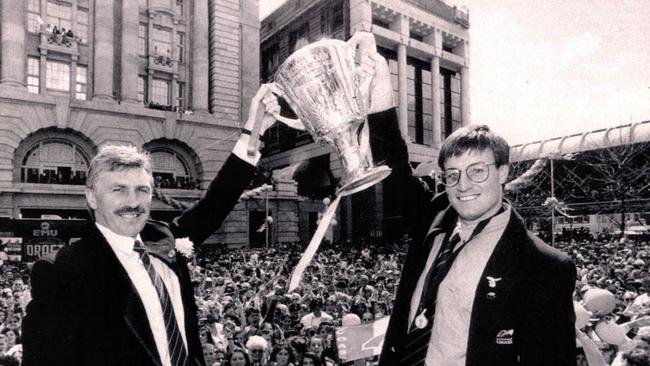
{"left": 362, "top": 53, "right": 576, "bottom": 366}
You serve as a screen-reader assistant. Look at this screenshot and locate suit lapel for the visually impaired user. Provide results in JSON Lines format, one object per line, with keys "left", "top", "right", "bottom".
{"left": 88, "top": 225, "right": 163, "bottom": 366}
{"left": 467, "top": 210, "right": 527, "bottom": 359}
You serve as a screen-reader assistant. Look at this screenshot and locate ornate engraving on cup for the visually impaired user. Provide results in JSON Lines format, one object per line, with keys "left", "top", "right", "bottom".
{"left": 273, "top": 39, "right": 391, "bottom": 196}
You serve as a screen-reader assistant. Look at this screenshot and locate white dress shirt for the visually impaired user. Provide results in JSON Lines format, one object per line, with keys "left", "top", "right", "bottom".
{"left": 409, "top": 205, "right": 511, "bottom": 366}
{"left": 97, "top": 223, "right": 187, "bottom": 366}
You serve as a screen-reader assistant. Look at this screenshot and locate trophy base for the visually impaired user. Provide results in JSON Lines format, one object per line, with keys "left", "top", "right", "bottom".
{"left": 336, "top": 165, "right": 392, "bottom": 197}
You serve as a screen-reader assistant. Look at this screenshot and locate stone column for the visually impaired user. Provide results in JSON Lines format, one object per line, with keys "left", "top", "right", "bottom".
{"left": 39, "top": 51, "right": 47, "bottom": 94}
{"left": 460, "top": 66, "right": 470, "bottom": 126}
{"left": 430, "top": 55, "right": 442, "bottom": 146}
{"left": 120, "top": 0, "right": 139, "bottom": 103}
{"left": 240, "top": 0, "right": 260, "bottom": 123}
{"left": 0, "top": 1, "right": 26, "bottom": 88}
{"left": 349, "top": 0, "right": 372, "bottom": 33}
{"left": 391, "top": 16, "right": 409, "bottom": 140}
{"left": 459, "top": 40, "right": 470, "bottom": 126}
{"left": 191, "top": 0, "right": 209, "bottom": 112}
{"left": 425, "top": 29, "right": 443, "bottom": 146}
{"left": 93, "top": 0, "right": 114, "bottom": 100}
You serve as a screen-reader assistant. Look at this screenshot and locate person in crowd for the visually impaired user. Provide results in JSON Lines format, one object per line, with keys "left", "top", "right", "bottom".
{"left": 226, "top": 347, "right": 252, "bottom": 366}
{"left": 269, "top": 344, "right": 296, "bottom": 366}
{"left": 357, "top": 48, "right": 577, "bottom": 365}
{"left": 246, "top": 335, "right": 268, "bottom": 366}
{"left": 22, "top": 85, "right": 282, "bottom": 366}
{"left": 300, "top": 299, "right": 333, "bottom": 330}
{"left": 298, "top": 353, "right": 321, "bottom": 366}
{"left": 214, "top": 349, "right": 227, "bottom": 366}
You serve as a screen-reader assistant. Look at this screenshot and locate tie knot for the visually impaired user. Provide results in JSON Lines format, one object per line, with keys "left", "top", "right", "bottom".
{"left": 133, "top": 239, "right": 146, "bottom": 254}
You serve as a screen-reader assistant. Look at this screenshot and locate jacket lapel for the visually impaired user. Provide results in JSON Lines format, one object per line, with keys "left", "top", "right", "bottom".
{"left": 88, "top": 225, "right": 163, "bottom": 366}
{"left": 467, "top": 209, "right": 527, "bottom": 360}
{"left": 123, "top": 292, "right": 163, "bottom": 366}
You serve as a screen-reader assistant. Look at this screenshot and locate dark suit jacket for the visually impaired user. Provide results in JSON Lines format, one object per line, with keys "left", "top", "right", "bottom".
{"left": 22, "top": 154, "right": 256, "bottom": 366}
{"left": 368, "top": 109, "right": 577, "bottom": 366}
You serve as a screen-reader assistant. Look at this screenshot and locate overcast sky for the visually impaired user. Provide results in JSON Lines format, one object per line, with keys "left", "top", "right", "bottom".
{"left": 259, "top": 0, "right": 650, "bottom": 145}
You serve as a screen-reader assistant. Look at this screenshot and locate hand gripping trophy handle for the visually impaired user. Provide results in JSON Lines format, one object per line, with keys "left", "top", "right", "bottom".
{"left": 247, "top": 31, "right": 390, "bottom": 197}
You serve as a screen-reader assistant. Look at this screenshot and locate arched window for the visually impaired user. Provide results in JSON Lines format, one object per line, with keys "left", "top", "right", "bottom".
{"left": 150, "top": 149, "right": 196, "bottom": 189}
{"left": 21, "top": 139, "right": 89, "bottom": 185}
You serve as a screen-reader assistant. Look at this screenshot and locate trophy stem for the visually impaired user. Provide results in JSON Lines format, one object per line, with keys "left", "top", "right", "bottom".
{"left": 331, "top": 123, "right": 392, "bottom": 197}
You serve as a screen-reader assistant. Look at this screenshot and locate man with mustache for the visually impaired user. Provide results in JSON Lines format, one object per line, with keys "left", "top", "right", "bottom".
{"left": 22, "top": 86, "right": 281, "bottom": 366}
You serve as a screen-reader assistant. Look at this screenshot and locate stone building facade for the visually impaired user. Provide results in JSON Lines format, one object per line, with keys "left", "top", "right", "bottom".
{"left": 0, "top": 0, "right": 306, "bottom": 248}
{"left": 259, "top": 0, "right": 470, "bottom": 242}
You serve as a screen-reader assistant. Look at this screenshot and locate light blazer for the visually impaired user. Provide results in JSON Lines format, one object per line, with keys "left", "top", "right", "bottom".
{"left": 22, "top": 154, "right": 257, "bottom": 366}
{"left": 368, "top": 109, "right": 577, "bottom": 366}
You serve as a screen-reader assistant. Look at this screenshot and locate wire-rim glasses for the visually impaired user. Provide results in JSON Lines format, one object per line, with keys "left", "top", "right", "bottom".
{"left": 439, "top": 162, "right": 497, "bottom": 187}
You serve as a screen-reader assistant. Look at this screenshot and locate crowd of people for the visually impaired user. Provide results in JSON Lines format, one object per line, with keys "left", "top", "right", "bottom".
{"left": 188, "top": 235, "right": 650, "bottom": 365}
{"left": 1, "top": 233, "right": 649, "bottom": 365}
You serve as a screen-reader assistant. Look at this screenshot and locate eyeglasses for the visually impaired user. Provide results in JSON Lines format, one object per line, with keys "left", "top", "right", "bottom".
{"left": 439, "top": 162, "right": 497, "bottom": 187}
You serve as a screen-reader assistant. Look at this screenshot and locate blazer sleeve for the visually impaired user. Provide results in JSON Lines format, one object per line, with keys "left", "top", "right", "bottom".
{"left": 367, "top": 108, "right": 442, "bottom": 242}
{"left": 169, "top": 154, "right": 257, "bottom": 245}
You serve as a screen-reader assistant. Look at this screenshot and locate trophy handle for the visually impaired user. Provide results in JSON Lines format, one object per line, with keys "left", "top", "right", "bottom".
{"left": 245, "top": 83, "right": 306, "bottom": 156}
{"left": 347, "top": 31, "right": 377, "bottom": 100}
{"left": 268, "top": 83, "right": 306, "bottom": 131}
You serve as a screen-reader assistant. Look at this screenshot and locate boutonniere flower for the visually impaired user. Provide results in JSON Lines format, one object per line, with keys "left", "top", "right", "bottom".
{"left": 174, "top": 237, "right": 194, "bottom": 258}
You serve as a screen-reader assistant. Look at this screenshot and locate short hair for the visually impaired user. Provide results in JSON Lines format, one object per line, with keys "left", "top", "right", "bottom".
{"left": 309, "top": 298, "right": 323, "bottom": 312}
{"left": 227, "top": 348, "right": 252, "bottom": 366}
{"left": 300, "top": 352, "right": 322, "bottom": 366}
{"left": 245, "top": 307, "right": 260, "bottom": 317}
{"left": 269, "top": 345, "right": 296, "bottom": 364}
{"left": 245, "top": 335, "right": 268, "bottom": 350}
{"left": 86, "top": 144, "right": 152, "bottom": 189}
{"left": 437, "top": 124, "right": 510, "bottom": 169}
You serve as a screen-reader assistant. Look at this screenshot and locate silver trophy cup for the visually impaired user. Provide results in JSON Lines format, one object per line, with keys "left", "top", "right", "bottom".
{"left": 269, "top": 33, "right": 391, "bottom": 197}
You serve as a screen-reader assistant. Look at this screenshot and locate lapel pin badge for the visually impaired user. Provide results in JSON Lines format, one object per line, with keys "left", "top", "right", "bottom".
{"left": 168, "top": 249, "right": 176, "bottom": 258}
{"left": 415, "top": 309, "right": 428, "bottom": 329}
{"left": 487, "top": 292, "right": 496, "bottom": 300}
{"left": 486, "top": 276, "right": 502, "bottom": 288}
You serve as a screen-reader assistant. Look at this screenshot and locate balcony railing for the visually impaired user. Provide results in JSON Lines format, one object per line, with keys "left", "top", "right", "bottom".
{"left": 39, "top": 27, "right": 79, "bottom": 56}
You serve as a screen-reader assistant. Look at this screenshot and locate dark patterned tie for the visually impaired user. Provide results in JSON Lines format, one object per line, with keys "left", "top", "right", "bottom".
{"left": 399, "top": 209, "right": 502, "bottom": 366}
{"left": 134, "top": 240, "right": 188, "bottom": 366}
{"left": 399, "top": 232, "right": 461, "bottom": 366}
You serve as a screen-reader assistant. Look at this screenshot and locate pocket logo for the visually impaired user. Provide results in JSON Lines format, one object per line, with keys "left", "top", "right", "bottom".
{"left": 496, "top": 329, "right": 514, "bottom": 345}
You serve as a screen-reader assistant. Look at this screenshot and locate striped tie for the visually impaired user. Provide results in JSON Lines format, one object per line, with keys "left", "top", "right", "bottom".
{"left": 134, "top": 240, "right": 188, "bottom": 366}
{"left": 400, "top": 208, "right": 503, "bottom": 365}
{"left": 399, "top": 232, "right": 461, "bottom": 366}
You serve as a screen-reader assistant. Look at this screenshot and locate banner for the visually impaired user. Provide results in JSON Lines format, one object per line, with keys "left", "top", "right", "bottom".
{"left": 336, "top": 316, "right": 389, "bottom": 362}
{"left": 0, "top": 218, "right": 86, "bottom": 262}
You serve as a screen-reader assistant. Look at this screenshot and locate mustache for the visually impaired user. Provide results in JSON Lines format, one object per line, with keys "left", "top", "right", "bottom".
{"left": 114, "top": 206, "right": 146, "bottom": 215}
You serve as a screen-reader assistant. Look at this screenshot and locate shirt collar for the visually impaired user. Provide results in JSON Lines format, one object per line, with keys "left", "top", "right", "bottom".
{"left": 455, "top": 203, "right": 511, "bottom": 242}
{"left": 96, "top": 222, "right": 142, "bottom": 256}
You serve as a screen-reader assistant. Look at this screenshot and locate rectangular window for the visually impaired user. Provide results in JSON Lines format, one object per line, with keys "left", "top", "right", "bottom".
{"left": 177, "top": 83, "right": 184, "bottom": 110}
{"left": 76, "top": 8, "right": 88, "bottom": 43}
{"left": 289, "top": 22, "right": 309, "bottom": 53}
{"left": 151, "top": 79, "right": 169, "bottom": 105}
{"left": 27, "top": 57, "right": 40, "bottom": 94}
{"left": 152, "top": 27, "right": 172, "bottom": 57}
{"left": 174, "top": 0, "right": 184, "bottom": 16}
{"left": 261, "top": 44, "right": 279, "bottom": 81}
{"left": 46, "top": 61, "right": 70, "bottom": 92}
{"left": 137, "top": 77, "right": 147, "bottom": 103}
{"left": 46, "top": 1, "right": 72, "bottom": 31}
{"left": 27, "top": 0, "right": 42, "bottom": 33}
{"left": 138, "top": 24, "right": 148, "bottom": 56}
{"left": 75, "top": 65, "right": 87, "bottom": 100}
{"left": 331, "top": 5, "right": 344, "bottom": 30}
{"left": 176, "top": 32, "right": 184, "bottom": 63}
